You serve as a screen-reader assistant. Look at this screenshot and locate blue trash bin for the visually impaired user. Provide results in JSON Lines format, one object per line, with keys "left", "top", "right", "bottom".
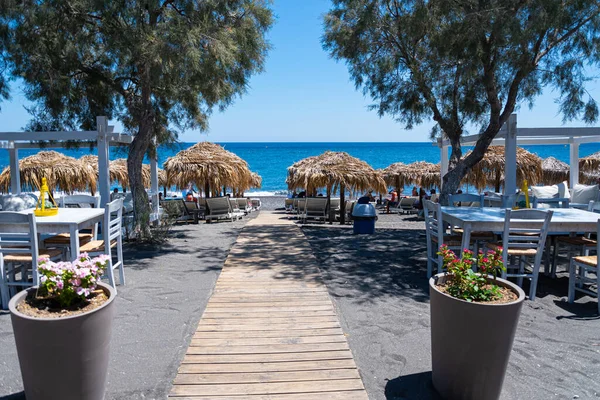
{"left": 352, "top": 203, "right": 377, "bottom": 234}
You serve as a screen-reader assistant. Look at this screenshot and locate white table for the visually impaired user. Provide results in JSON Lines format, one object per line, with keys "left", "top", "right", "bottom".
{"left": 441, "top": 207, "right": 600, "bottom": 251}
{"left": 22, "top": 208, "right": 105, "bottom": 261}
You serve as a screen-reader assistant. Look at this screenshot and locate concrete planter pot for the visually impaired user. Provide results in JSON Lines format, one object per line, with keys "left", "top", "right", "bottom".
{"left": 9, "top": 282, "right": 116, "bottom": 400}
{"left": 429, "top": 273, "right": 525, "bottom": 400}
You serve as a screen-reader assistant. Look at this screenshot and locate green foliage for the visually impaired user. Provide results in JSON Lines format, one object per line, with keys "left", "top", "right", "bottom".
{"left": 323, "top": 1, "right": 600, "bottom": 194}
{"left": 1, "top": 0, "right": 273, "bottom": 138}
{"left": 437, "top": 245, "right": 505, "bottom": 302}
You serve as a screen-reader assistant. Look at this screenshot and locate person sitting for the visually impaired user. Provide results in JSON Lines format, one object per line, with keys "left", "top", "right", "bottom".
{"left": 412, "top": 186, "right": 418, "bottom": 196}
{"left": 110, "top": 188, "right": 119, "bottom": 201}
{"left": 367, "top": 190, "right": 376, "bottom": 202}
{"left": 298, "top": 191, "right": 306, "bottom": 198}
{"left": 386, "top": 188, "right": 399, "bottom": 213}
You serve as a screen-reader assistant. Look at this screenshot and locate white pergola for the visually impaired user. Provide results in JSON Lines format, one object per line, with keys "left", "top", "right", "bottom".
{"left": 0, "top": 116, "right": 161, "bottom": 215}
{"left": 438, "top": 114, "right": 600, "bottom": 193}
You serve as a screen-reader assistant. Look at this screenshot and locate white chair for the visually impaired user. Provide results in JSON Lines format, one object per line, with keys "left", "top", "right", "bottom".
{"left": 0, "top": 213, "right": 63, "bottom": 309}
{"left": 206, "top": 197, "right": 236, "bottom": 222}
{"left": 568, "top": 219, "right": 600, "bottom": 314}
{"left": 486, "top": 208, "right": 553, "bottom": 300}
{"left": 423, "top": 200, "right": 466, "bottom": 277}
{"left": 300, "top": 198, "right": 328, "bottom": 223}
{"left": 78, "top": 199, "right": 124, "bottom": 291}
{"left": 44, "top": 195, "right": 101, "bottom": 251}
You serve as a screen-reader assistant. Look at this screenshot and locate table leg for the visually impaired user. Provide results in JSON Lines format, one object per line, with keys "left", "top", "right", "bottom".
{"left": 461, "top": 223, "right": 472, "bottom": 255}
{"left": 69, "top": 225, "right": 80, "bottom": 262}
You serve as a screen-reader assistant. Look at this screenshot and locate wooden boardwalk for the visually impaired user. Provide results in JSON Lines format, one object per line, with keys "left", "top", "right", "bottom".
{"left": 169, "top": 211, "right": 368, "bottom": 399}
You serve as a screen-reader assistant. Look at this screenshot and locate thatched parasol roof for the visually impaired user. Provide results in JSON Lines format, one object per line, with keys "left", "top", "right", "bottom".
{"left": 381, "top": 162, "right": 441, "bottom": 189}
{"left": 466, "top": 146, "right": 542, "bottom": 191}
{"left": 81, "top": 156, "right": 166, "bottom": 189}
{"left": 540, "top": 156, "right": 569, "bottom": 185}
{"left": 579, "top": 151, "right": 600, "bottom": 173}
{"left": 249, "top": 172, "right": 262, "bottom": 189}
{"left": 163, "top": 142, "right": 251, "bottom": 191}
{"left": 287, "top": 151, "right": 386, "bottom": 194}
{"left": 0, "top": 151, "right": 96, "bottom": 193}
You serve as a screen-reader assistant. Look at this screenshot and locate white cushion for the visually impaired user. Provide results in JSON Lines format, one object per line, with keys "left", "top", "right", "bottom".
{"left": 531, "top": 185, "right": 558, "bottom": 199}
{"left": 0, "top": 194, "right": 38, "bottom": 211}
{"left": 556, "top": 181, "right": 570, "bottom": 199}
{"left": 571, "top": 184, "right": 599, "bottom": 205}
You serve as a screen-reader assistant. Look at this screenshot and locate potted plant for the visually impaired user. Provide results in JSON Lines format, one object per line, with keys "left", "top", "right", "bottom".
{"left": 9, "top": 254, "right": 116, "bottom": 400}
{"left": 429, "top": 245, "right": 525, "bottom": 400}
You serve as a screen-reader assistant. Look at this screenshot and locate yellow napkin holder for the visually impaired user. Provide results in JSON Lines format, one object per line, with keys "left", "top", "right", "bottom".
{"left": 34, "top": 178, "right": 58, "bottom": 217}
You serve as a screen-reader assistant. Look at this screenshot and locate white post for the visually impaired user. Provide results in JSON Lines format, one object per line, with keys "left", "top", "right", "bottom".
{"left": 504, "top": 113, "right": 518, "bottom": 195}
{"left": 570, "top": 141, "right": 579, "bottom": 189}
{"left": 440, "top": 141, "right": 449, "bottom": 190}
{"left": 8, "top": 143, "right": 20, "bottom": 194}
{"left": 96, "top": 116, "right": 110, "bottom": 208}
{"left": 150, "top": 153, "right": 159, "bottom": 218}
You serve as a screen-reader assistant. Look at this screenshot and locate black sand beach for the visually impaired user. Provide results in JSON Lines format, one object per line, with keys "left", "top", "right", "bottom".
{"left": 0, "top": 208, "right": 598, "bottom": 399}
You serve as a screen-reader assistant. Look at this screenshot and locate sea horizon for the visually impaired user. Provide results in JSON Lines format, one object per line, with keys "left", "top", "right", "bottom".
{"left": 1, "top": 141, "right": 599, "bottom": 196}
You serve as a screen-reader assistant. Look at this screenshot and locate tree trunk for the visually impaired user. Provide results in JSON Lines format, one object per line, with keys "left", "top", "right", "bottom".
{"left": 127, "top": 118, "right": 153, "bottom": 239}
{"left": 339, "top": 183, "right": 346, "bottom": 225}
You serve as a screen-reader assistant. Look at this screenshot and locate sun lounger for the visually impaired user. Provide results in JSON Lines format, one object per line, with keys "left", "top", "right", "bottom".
{"left": 300, "top": 198, "right": 329, "bottom": 223}
{"left": 251, "top": 198, "right": 261, "bottom": 210}
{"left": 284, "top": 198, "right": 294, "bottom": 212}
{"left": 328, "top": 198, "right": 341, "bottom": 222}
{"left": 396, "top": 197, "right": 418, "bottom": 214}
{"left": 183, "top": 200, "right": 202, "bottom": 223}
{"left": 295, "top": 198, "right": 306, "bottom": 219}
{"left": 228, "top": 198, "right": 245, "bottom": 219}
{"left": 205, "top": 197, "right": 236, "bottom": 223}
{"left": 236, "top": 198, "right": 251, "bottom": 214}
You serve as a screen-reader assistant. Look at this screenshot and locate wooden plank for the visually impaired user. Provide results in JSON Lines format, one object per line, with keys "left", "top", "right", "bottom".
{"left": 191, "top": 335, "right": 348, "bottom": 347}
{"left": 196, "top": 322, "right": 341, "bottom": 332}
{"left": 169, "top": 391, "right": 369, "bottom": 400}
{"left": 203, "top": 306, "right": 333, "bottom": 313}
{"left": 208, "top": 296, "right": 331, "bottom": 302}
{"left": 213, "top": 288, "right": 328, "bottom": 294}
{"left": 193, "top": 328, "right": 344, "bottom": 339}
{"left": 186, "top": 342, "right": 349, "bottom": 354}
{"left": 178, "top": 359, "right": 358, "bottom": 374}
{"left": 204, "top": 301, "right": 330, "bottom": 308}
{"left": 173, "top": 369, "right": 360, "bottom": 385}
{"left": 181, "top": 350, "right": 355, "bottom": 364}
{"left": 202, "top": 311, "right": 336, "bottom": 319}
{"left": 169, "top": 378, "right": 365, "bottom": 396}
{"left": 198, "top": 316, "right": 339, "bottom": 325}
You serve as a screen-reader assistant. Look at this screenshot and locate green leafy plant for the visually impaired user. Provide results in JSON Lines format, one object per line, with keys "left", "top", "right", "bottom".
{"left": 437, "top": 245, "right": 506, "bottom": 302}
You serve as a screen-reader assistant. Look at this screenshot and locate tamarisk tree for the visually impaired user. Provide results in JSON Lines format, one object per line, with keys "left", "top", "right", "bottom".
{"left": 0, "top": 0, "right": 272, "bottom": 237}
{"left": 323, "top": 0, "right": 600, "bottom": 199}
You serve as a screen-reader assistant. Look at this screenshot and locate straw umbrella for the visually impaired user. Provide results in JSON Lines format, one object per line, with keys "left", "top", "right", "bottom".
{"left": 0, "top": 150, "right": 96, "bottom": 194}
{"left": 541, "top": 156, "right": 570, "bottom": 185}
{"left": 382, "top": 161, "right": 441, "bottom": 192}
{"left": 466, "top": 146, "right": 542, "bottom": 192}
{"left": 81, "top": 156, "right": 164, "bottom": 190}
{"left": 163, "top": 142, "right": 251, "bottom": 197}
{"left": 287, "top": 151, "right": 386, "bottom": 224}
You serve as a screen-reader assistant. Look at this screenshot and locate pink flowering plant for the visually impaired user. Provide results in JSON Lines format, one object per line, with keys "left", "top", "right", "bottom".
{"left": 37, "top": 253, "right": 110, "bottom": 307}
{"left": 437, "top": 245, "right": 506, "bottom": 302}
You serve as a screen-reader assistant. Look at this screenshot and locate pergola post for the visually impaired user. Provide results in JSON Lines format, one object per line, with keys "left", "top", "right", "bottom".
{"left": 440, "top": 141, "right": 449, "bottom": 190}
{"left": 504, "top": 113, "right": 518, "bottom": 195}
{"left": 570, "top": 141, "right": 580, "bottom": 189}
{"left": 8, "top": 143, "right": 20, "bottom": 194}
{"left": 96, "top": 116, "right": 110, "bottom": 207}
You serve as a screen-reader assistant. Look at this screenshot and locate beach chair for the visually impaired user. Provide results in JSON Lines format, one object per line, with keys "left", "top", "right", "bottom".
{"left": 296, "top": 198, "right": 307, "bottom": 219}
{"left": 328, "top": 198, "right": 341, "bottom": 222}
{"left": 251, "top": 198, "right": 261, "bottom": 210}
{"left": 486, "top": 208, "right": 553, "bottom": 300}
{"left": 300, "top": 198, "right": 328, "bottom": 223}
{"left": 183, "top": 200, "right": 202, "bottom": 223}
{"left": 568, "top": 219, "right": 600, "bottom": 314}
{"left": 398, "top": 197, "right": 418, "bottom": 214}
{"left": 448, "top": 193, "right": 484, "bottom": 207}
{"left": 284, "top": 198, "right": 294, "bottom": 212}
{"left": 345, "top": 200, "right": 356, "bottom": 223}
{"left": 0, "top": 213, "right": 64, "bottom": 309}
{"left": 206, "top": 197, "right": 236, "bottom": 223}
{"left": 236, "top": 198, "right": 251, "bottom": 214}
{"left": 229, "top": 198, "right": 245, "bottom": 219}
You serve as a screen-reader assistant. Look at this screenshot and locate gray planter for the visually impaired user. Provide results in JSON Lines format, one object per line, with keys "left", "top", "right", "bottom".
{"left": 429, "top": 273, "right": 525, "bottom": 400}
{"left": 9, "top": 282, "right": 116, "bottom": 400}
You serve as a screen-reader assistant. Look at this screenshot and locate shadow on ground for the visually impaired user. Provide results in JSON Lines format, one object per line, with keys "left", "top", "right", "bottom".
{"left": 384, "top": 372, "right": 441, "bottom": 400}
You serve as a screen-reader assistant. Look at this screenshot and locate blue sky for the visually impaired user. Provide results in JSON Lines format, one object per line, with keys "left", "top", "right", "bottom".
{"left": 0, "top": 0, "right": 598, "bottom": 142}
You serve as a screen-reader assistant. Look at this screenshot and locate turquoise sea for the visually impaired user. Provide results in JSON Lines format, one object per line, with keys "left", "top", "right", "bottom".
{"left": 2, "top": 142, "right": 600, "bottom": 194}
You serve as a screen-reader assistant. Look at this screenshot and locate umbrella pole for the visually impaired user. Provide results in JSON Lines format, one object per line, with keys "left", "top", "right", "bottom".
{"left": 339, "top": 183, "right": 346, "bottom": 225}
{"left": 327, "top": 184, "right": 332, "bottom": 224}
{"left": 205, "top": 183, "right": 210, "bottom": 198}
